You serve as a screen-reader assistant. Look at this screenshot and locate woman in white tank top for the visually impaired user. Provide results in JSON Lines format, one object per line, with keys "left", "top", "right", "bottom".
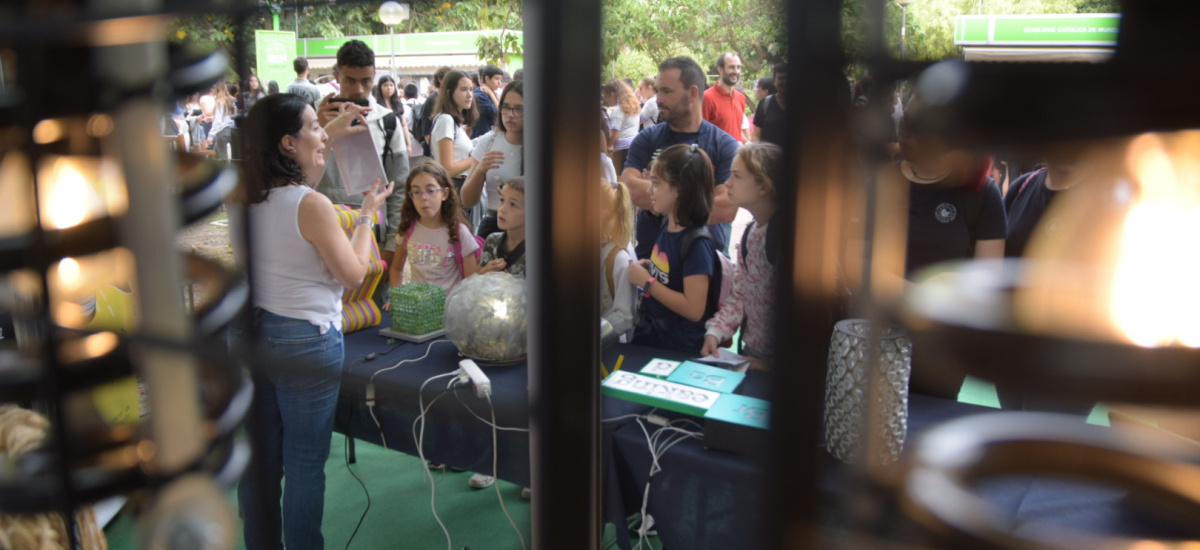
{"left": 230, "top": 93, "right": 394, "bottom": 550}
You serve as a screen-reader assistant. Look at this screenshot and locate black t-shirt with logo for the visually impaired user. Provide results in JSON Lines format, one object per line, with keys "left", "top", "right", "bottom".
{"left": 905, "top": 178, "right": 1007, "bottom": 278}
{"left": 1004, "top": 168, "right": 1056, "bottom": 258}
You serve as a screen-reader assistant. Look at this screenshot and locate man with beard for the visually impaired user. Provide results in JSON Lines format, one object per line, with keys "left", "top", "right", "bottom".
{"left": 621, "top": 56, "right": 739, "bottom": 258}
{"left": 703, "top": 52, "right": 747, "bottom": 143}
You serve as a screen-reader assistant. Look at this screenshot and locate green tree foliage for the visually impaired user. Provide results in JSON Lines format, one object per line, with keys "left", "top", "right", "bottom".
{"left": 844, "top": 0, "right": 1122, "bottom": 63}
{"left": 601, "top": 0, "right": 787, "bottom": 83}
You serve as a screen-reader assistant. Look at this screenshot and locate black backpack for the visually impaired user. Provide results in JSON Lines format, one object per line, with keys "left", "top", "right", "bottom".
{"left": 678, "top": 226, "right": 730, "bottom": 322}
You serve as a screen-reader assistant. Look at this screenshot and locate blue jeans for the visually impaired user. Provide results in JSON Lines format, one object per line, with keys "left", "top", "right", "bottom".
{"left": 230, "top": 309, "right": 343, "bottom": 550}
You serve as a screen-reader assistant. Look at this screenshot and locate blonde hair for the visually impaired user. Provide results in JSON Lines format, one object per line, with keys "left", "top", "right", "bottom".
{"left": 601, "top": 180, "right": 634, "bottom": 251}
{"left": 736, "top": 141, "right": 783, "bottom": 200}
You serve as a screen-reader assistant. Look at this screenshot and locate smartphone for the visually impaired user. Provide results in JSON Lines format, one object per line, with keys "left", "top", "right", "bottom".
{"left": 329, "top": 97, "right": 369, "bottom": 107}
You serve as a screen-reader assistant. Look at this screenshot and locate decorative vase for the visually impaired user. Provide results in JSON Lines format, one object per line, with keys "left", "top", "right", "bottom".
{"left": 824, "top": 319, "right": 912, "bottom": 465}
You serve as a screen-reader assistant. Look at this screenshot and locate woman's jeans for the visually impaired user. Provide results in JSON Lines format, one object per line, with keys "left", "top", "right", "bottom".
{"left": 229, "top": 309, "right": 343, "bottom": 550}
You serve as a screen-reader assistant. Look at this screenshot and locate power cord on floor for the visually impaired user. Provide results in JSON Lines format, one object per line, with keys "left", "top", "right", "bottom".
{"left": 343, "top": 411, "right": 371, "bottom": 550}
{"left": 486, "top": 392, "right": 528, "bottom": 550}
{"left": 412, "top": 372, "right": 457, "bottom": 550}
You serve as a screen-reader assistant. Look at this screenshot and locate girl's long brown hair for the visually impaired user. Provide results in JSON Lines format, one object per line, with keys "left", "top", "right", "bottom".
{"left": 399, "top": 160, "right": 467, "bottom": 244}
{"left": 432, "top": 69, "right": 479, "bottom": 129}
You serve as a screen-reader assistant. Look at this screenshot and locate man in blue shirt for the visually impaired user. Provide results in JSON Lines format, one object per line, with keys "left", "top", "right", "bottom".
{"left": 472, "top": 64, "right": 504, "bottom": 138}
{"left": 621, "top": 56, "right": 740, "bottom": 258}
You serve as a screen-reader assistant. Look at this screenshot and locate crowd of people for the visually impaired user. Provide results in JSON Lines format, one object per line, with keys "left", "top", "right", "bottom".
{"left": 228, "top": 35, "right": 1075, "bottom": 549}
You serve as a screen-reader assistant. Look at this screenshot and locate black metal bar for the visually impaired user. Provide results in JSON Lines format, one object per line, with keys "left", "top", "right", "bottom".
{"left": 525, "top": 0, "right": 604, "bottom": 546}
{"left": 766, "top": 0, "right": 849, "bottom": 548}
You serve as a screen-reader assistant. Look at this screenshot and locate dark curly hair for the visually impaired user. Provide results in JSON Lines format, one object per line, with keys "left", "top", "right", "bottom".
{"left": 335, "top": 39, "right": 374, "bottom": 71}
{"left": 241, "top": 93, "right": 309, "bottom": 204}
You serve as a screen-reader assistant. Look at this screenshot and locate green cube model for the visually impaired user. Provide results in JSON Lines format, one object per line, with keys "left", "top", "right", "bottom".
{"left": 666, "top": 361, "right": 745, "bottom": 394}
{"left": 389, "top": 282, "right": 446, "bottom": 335}
{"left": 601, "top": 370, "right": 722, "bottom": 417}
{"left": 704, "top": 393, "right": 770, "bottom": 456}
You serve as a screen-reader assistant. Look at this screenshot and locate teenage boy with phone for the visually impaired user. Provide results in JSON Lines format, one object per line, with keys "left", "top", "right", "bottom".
{"left": 313, "top": 40, "right": 410, "bottom": 268}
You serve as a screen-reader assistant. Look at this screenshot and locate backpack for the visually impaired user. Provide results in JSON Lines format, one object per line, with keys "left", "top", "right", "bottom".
{"left": 678, "top": 226, "right": 734, "bottom": 321}
{"left": 399, "top": 221, "right": 485, "bottom": 280}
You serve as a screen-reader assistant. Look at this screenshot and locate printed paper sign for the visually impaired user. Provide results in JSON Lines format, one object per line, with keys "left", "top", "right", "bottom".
{"left": 639, "top": 358, "right": 682, "bottom": 378}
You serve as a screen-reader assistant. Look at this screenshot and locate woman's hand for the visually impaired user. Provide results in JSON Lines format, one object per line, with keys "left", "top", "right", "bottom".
{"left": 324, "top": 102, "right": 371, "bottom": 140}
{"left": 360, "top": 179, "right": 395, "bottom": 213}
{"left": 627, "top": 259, "right": 651, "bottom": 286}
{"left": 700, "top": 334, "right": 720, "bottom": 358}
{"left": 478, "top": 258, "right": 507, "bottom": 274}
{"left": 479, "top": 150, "right": 505, "bottom": 172}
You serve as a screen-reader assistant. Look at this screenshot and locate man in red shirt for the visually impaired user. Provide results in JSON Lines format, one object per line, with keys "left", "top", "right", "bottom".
{"left": 702, "top": 52, "right": 747, "bottom": 142}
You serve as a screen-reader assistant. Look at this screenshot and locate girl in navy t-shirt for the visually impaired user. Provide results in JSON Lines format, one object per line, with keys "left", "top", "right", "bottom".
{"left": 627, "top": 144, "right": 716, "bottom": 353}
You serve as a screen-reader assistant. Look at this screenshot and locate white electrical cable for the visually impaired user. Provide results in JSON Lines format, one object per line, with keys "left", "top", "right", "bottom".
{"left": 630, "top": 418, "right": 702, "bottom": 550}
{"left": 451, "top": 390, "right": 530, "bottom": 432}
{"left": 486, "top": 393, "right": 528, "bottom": 550}
{"left": 413, "top": 371, "right": 457, "bottom": 550}
{"left": 366, "top": 339, "right": 454, "bottom": 452}
{"left": 369, "top": 339, "right": 453, "bottom": 385}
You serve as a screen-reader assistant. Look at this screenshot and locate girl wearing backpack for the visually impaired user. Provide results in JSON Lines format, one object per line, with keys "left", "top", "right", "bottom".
{"left": 701, "top": 142, "right": 782, "bottom": 370}
{"left": 601, "top": 179, "right": 637, "bottom": 343}
{"left": 385, "top": 161, "right": 480, "bottom": 299}
{"left": 627, "top": 143, "right": 716, "bottom": 353}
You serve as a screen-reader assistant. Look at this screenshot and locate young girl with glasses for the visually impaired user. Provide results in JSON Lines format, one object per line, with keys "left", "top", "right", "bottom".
{"left": 385, "top": 161, "right": 479, "bottom": 297}
{"left": 462, "top": 81, "right": 524, "bottom": 239}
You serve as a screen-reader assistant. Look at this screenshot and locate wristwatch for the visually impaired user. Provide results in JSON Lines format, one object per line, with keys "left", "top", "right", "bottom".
{"left": 642, "top": 277, "right": 656, "bottom": 298}
{"left": 356, "top": 214, "right": 374, "bottom": 228}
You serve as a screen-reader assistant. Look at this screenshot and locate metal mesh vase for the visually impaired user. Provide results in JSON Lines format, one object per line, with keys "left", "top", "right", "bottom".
{"left": 824, "top": 319, "right": 912, "bottom": 465}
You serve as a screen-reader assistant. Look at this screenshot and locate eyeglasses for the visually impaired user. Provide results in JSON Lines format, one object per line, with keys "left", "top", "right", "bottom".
{"left": 409, "top": 188, "right": 448, "bottom": 199}
{"left": 500, "top": 104, "right": 524, "bottom": 116}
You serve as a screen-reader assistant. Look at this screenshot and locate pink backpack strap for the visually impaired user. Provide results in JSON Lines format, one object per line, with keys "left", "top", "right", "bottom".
{"left": 454, "top": 236, "right": 465, "bottom": 279}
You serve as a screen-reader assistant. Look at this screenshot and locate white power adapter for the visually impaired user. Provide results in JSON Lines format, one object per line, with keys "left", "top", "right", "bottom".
{"left": 457, "top": 359, "right": 491, "bottom": 398}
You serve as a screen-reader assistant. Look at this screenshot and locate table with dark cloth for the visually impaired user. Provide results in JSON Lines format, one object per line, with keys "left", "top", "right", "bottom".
{"left": 607, "top": 377, "right": 1200, "bottom": 550}
{"left": 335, "top": 314, "right": 658, "bottom": 492}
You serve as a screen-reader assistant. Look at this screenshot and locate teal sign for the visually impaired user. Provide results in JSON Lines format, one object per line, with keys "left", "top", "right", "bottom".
{"left": 255, "top": 30, "right": 297, "bottom": 88}
{"left": 955, "top": 14, "right": 1120, "bottom": 46}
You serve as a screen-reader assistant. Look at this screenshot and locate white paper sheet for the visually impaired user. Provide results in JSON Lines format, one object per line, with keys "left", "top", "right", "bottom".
{"left": 332, "top": 130, "right": 387, "bottom": 196}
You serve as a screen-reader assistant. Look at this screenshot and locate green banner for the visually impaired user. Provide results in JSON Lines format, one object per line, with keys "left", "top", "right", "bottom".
{"left": 955, "top": 14, "right": 1120, "bottom": 46}
{"left": 297, "top": 30, "right": 521, "bottom": 57}
{"left": 255, "top": 30, "right": 297, "bottom": 88}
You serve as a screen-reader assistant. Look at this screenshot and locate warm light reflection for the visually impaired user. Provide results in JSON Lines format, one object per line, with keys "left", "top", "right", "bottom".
{"left": 1110, "top": 134, "right": 1200, "bottom": 348}
{"left": 47, "top": 248, "right": 136, "bottom": 328}
{"left": 37, "top": 156, "right": 128, "bottom": 229}
{"left": 58, "top": 257, "right": 81, "bottom": 289}
{"left": 58, "top": 331, "right": 119, "bottom": 363}
{"left": 0, "top": 151, "right": 35, "bottom": 236}
{"left": 86, "top": 114, "right": 114, "bottom": 138}
{"left": 32, "top": 118, "right": 65, "bottom": 144}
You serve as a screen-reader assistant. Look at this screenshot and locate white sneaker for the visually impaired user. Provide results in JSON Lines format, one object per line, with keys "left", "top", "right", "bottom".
{"left": 468, "top": 472, "right": 495, "bottom": 488}
{"left": 520, "top": 486, "right": 532, "bottom": 500}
